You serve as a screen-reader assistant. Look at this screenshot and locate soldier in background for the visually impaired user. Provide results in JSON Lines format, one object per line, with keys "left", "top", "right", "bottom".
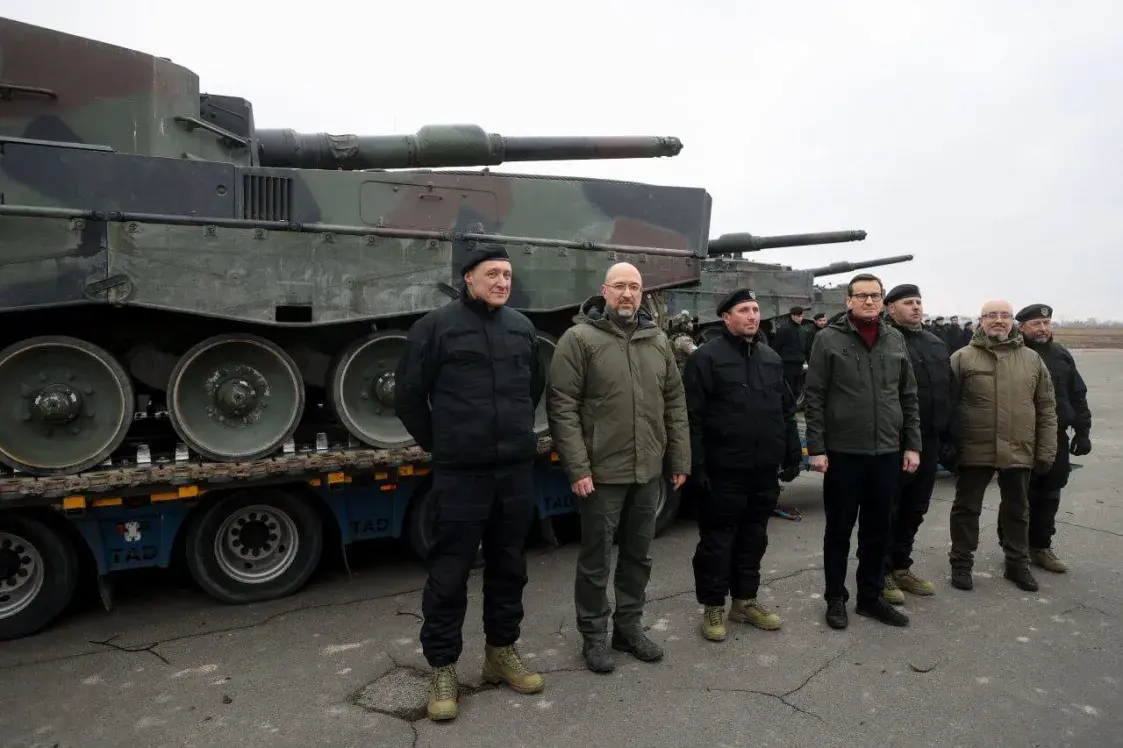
{"left": 806, "top": 312, "right": 828, "bottom": 359}
{"left": 771, "top": 306, "right": 809, "bottom": 401}
{"left": 995, "top": 304, "right": 1092, "bottom": 574}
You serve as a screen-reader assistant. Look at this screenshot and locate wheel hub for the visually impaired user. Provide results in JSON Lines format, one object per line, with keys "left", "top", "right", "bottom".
{"left": 32, "top": 383, "right": 84, "bottom": 424}
{"left": 372, "top": 372, "right": 395, "bottom": 408}
{"left": 205, "top": 365, "right": 269, "bottom": 426}
{"left": 0, "top": 533, "right": 42, "bottom": 618}
{"left": 214, "top": 505, "right": 297, "bottom": 584}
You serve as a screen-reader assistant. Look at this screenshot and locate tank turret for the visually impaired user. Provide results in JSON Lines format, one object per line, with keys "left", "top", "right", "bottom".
{"left": 805, "top": 254, "right": 914, "bottom": 277}
{"left": 256, "top": 126, "right": 683, "bottom": 170}
{"left": 708, "top": 230, "right": 867, "bottom": 256}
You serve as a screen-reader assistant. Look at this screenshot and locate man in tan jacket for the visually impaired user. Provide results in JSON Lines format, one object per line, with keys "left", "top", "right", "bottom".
{"left": 547, "top": 261, "right": 690, "bottom": 674}
{"left": 947, "top": 299, "right": 1057, "bottom": 593}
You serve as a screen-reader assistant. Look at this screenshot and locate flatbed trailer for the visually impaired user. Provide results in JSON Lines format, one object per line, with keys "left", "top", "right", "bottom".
{"left": 0, "top": 430, "right": 696, "bottom": 642}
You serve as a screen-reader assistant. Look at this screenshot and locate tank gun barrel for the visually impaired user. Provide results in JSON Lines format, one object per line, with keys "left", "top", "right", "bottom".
{"left": 255, "top": 124, "right": 684, "bottom": 170}
{"left": 807, "top": 254, "right": 914, "bottom": 278}
{"left": 707, "top": 230, "right": 867, "bottom": 256}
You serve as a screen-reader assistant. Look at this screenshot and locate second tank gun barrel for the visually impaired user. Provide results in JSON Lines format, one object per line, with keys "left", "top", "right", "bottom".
{"left": 806, "top": 254, "right": 915, "bottom": 277}
{"left": 707, "top": 230, "right": 867, "bottom": 256}
{"left": 255, "top": 124, "right": 684, "bottom": 170}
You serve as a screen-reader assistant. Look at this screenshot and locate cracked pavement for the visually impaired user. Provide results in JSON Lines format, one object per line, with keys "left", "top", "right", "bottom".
{"left": 1, "top": 349, "right": 1121, "bottom": 748}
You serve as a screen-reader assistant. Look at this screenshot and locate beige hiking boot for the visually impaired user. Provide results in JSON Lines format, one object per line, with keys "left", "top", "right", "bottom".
{"left": 728, "top": 598, "right": 782, "bottom": 630}
{"left": 701, "top": 605, "right": 726, "bottom": 641}
{"left": 427, "top": 664, "right": 458, "bottom": 721}
{"left": 892, "top": 568, "right": 935, "bottom": 596}
{"left": 1031, "top": 547, "right": 1069, "bottom": 573}
{"left": 881, "top": 574, "right": 905, "bottom": 605}
{"left": 482, "top": 644, "right": 544, "bottom": 694}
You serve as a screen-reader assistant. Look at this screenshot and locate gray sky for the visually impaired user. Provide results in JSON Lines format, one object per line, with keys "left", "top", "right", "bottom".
{"left": 10, "top": 0, "right": 1122, "bottom": 319}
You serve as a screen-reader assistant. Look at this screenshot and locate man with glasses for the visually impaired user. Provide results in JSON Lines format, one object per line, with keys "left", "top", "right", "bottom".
{"left": 946, "top": 300, "right": 1057, "bottom": 593}
{"left": 803, "top": 273, "right": 921, "bottom": 630}
{"left": 994, "top": 304, "right": 1091, "bottom": 574}
{"left": 547, "top": 262, "right": 690, "bottom": 673}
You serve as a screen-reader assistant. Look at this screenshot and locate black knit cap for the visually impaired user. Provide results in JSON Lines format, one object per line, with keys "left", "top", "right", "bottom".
{"left": 717, "top": 288, "right": 758, "bottom": 316}
{"left": 460, "top": 244, "right": 511, "bottom": 276}
{"left": 884, "top": 284, "right": 920, "bottom": 304}
{"left": 1015, "top": 303, "right": 1053, "bottom": 323}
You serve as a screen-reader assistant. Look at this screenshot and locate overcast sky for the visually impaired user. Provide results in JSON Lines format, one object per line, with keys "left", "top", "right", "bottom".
{"left": 9, "top": 1, "right": 1121, "bottom": 320}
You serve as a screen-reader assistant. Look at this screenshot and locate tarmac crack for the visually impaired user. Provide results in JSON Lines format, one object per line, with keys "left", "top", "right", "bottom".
{"left": 1057, "top": 601, "right": 1115, "bottom": 619}
{"left": 670, "top": 643, "right": 853, "bottom": 724}
{"left": 89, "top": 634, "right": 170, "bottom": 665}
{"left": 0, "top": 585, "right": 425, "bottom": 672}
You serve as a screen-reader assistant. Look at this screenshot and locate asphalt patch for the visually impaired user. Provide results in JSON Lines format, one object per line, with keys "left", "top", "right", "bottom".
{"left": 350, "top": 665, "right": 497, "bottom": 722}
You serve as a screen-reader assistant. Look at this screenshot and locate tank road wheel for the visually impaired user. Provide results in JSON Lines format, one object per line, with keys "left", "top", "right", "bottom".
{"left": 327, "top": 331, "right": 415, "bottom": 449}
{"left": 184, "top": 488, "right": 324, "bottom": 604}
{"left": 533, "top": 332, "right": 558, "bottom": 437}
{"left": 0, "top": 514, "right": 80, "bottom": 641}
{"left": 168, "top": 334, "right": 305, "bottom": 462}
{"left": 0, "top": 336, "right": 134, "bottom": 475}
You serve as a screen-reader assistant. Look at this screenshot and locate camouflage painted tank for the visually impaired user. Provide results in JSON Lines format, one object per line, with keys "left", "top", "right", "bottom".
{"left": 0, "top": 17, "right": 710, "bottom": 475}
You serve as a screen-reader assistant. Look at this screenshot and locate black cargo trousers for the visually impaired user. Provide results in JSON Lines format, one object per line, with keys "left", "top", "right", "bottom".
{"left": 419, "top": 460, "right": 537, "bottom": 668}
{"left": 997, "top": 429, "right": 1071, "bottom": 550}
{"left": 692, "top": 467, "right": 780, "bottom": 605}
{"left": 884, "top": 434, "right": 939, "bottom": 574}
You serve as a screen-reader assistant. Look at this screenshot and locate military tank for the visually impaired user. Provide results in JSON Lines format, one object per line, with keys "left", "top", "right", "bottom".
{"left": 0, "top": 17, "right": 713, "bottom": 476}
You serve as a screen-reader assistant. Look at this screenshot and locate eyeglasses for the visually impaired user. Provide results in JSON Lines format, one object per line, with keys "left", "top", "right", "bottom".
{"left": 981, "top": 312, "right": 1012, "bottom": 321}
{"left": 850, "top": 293, "right": 883, "bottom": 302}
{"left": 607, "top": 282, "right": 642, "bottom": 293}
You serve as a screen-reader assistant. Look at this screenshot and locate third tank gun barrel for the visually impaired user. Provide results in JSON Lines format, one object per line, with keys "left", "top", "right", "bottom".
{"left": 255, "top": 124, "right": 684, "bottom": 170}
{"left": 707, "top": 230, "right": 867, "bottom": 256}
{"left": 807, "top": 254, "right": 915, "bottom": 277}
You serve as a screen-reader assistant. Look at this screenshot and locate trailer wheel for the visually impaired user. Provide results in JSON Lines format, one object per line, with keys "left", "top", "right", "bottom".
{"left": 0, "top": 514, "right": 79, "bottom": 641}
{"left": 184, "top": 488, "right": 323, "bottom": 605}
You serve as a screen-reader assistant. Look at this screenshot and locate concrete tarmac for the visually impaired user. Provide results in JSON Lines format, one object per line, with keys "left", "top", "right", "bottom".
{"left": 1, "top": 350, "right": 1120, "bottom": 748}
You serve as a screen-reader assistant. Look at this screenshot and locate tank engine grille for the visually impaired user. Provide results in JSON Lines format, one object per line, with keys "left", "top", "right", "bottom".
{"left": 242, "top": 174, "right": 293, "bottom": 221}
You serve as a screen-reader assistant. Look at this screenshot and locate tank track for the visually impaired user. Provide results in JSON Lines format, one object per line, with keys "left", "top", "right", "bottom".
{"left": 0, "top": 436, "right": 558, "bottom": 502}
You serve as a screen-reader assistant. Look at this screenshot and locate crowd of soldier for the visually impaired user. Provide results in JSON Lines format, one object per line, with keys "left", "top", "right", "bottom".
{"left": 393, "top": 244, "right": 1093, "bottom": 722}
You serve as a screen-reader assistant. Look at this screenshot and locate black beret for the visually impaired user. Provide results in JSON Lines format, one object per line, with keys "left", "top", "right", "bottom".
{"left": 1015, "top": 303, "right": 1053, "bottom": 323}
{"left": 885, "top": 284, "right": 920, "bottom": 304}
{"left": 813, "top": 312, "right": 826, "bottom": 320}
{"left": 789, "top": 305, "right": 804, "bottom": 315}
{"left": 460, "top": 244, "right": 511, "bottom": 276}
{"left": 717, "top": 288, "right": 758, "bottom": 316}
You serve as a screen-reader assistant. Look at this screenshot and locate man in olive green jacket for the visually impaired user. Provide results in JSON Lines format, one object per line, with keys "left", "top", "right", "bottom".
{"left": 947, "top": 299, "right": 1057, "bottom": 594}
{"left": 803, "top": 273, "right": 921, "bottom": 631}
{"left": 547, "top": 262, "right": 690, "bottom": 674}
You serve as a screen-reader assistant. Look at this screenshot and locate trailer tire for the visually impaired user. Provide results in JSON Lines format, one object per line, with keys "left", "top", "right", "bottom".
{"left": 184, "top": 488, "right": 323, "bottom": 605}
{"left": 0, "top": 514, "right": 79, "bottom": 641}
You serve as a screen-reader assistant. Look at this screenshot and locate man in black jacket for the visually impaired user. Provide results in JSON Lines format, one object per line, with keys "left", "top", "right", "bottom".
{"left": 395, "top": 244, "right": 546, "bottom": 722}
{"left": 1003, "top": 304, "right": 1093, "bottom": 573}
{"left": 683, "top": 288, "right": 803, "bottom": 643}
{"left": 883, "top": 284, "right": 954, "bottom": 603}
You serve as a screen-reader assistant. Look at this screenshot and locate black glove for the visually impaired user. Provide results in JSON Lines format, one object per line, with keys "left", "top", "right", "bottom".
{"left": 938, "top": 441, "right": 958, "bottom": 471}
{"left": 1034, "top": 460, "right": 1053, "bottom": 475}
{"left": 1070, "top": 433, "right": 1091, "bottom": 456}
{"left": 692, "top": 466, "right": 710, "bottom": 491}
{"left": 779, "top": 465, "right": 801, "bottom": 483}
